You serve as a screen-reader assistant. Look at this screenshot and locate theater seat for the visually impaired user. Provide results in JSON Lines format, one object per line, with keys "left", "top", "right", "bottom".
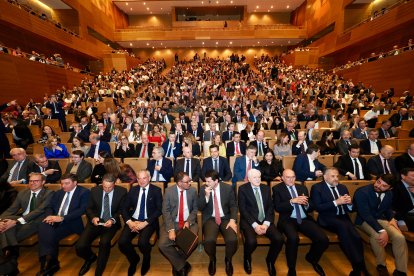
{"left": 19, "top": 234, "right": 38, "bottom": 246}
{"left": 59, "top": 233, "right": 79, "bottom": 246}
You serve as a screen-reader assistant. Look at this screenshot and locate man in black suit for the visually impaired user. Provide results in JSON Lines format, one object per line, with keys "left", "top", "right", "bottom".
{"left": 1, "top": 148, "right": 34, "bottom": 184}
{"left": 238, "top": 169, "right": 283, "bottom": 276}
{"left": 94, "top": 123, "right": 111, "bottom": 142}
{"left": 174, "top": 147, "right": 201, "bottom": 183}
{"left": 221, "top": 123, "right": 235, "bottom": 142}
{"left": 31, "top": 154, "right": 62, "bottom": 183}
{"left": 360, "top": 129, "right": 382, "bottom": 155}
{"left": 9, "top": 118, "right": 34, "bottom": 149}
{"left": 65, "top": 150, "right": 93, "bottom": 183}
{"left": 160, "top": 109, "right": 175, "bottom": 125}
{"left": 188, "top": 121, "right": 203, "bottom": 142}
{"left": 198, "top": 170, "right": 238, "bottom": 276}
{"left": 389, "top": 108, "right": 408, "bottom": 128}
{"left": 118, "top": 170, "right": 162, "bottom": 276}
{"left": 273, "top": 169, "right": 328, "bottom": 276}
{"left": 367, "top": 145, "right": 397, "bottom": 177}
{"left": 292, "top": 130, "right": 312, "bottom": 155}
{"left": 249, "top": 130, "right": 269, "bottom": 157}
{"left": 334, "top": 144, "right": 369, "bottom": 180}
{"left": 68, "top": 123, "right": 89, "bottom": 143}
{"left": 395, "top": 143, "right": 414, "bottom": 173}
{"left": 377, "top": 120, "right": 395, "bottom": 139}
{"left": 393, "top": 168, "right": 414, "bottom": 232}
{"left": 135, "top": 133, "right": 154, "bottom": 158}
{"left": 37, "top": 173, "right": 90, "bottom": 275}
{"left": 76, "top": 174, "right": 128, "bottom": 276}
{"left": 310, "top": 168, "right": 367, "bottom": 276}
{"left": 201, "top": 145, "right": 232, "bottom": 182}
{"left": 336, "top": 130, "right": 355, "bottom": 156}
{"left": 45, "top": 95, "right": 67, "bottom": 132}
{"left": 317, "top": 109, "right": 332, "bottom": 122}
{"left": 226, "top": 131, "right": 246, "bottom": 158}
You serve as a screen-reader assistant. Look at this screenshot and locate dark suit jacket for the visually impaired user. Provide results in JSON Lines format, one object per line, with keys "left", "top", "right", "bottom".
{"left": 395, "top": 153, "right": 414, "bottom": 173}
{"left": 238, "top": 183, "right": 274, "bottom": 226}
{"left": 201, "top": 156, "right": 232, "bottom": 181}
{"left": 13, "top": 122, "right": 34, "bottom": 147}
{"left": 187, "top": 127, "right": 204, "bottom": 141}
{"left": 121, "top": 184, "right": 163, "bottom": 226}
{"left": 30, "top": 160, "right": 62, "bottom": 183}
{"left": 198, "top": 182, "right": 237, "bottom": 224}
{"left": 203, "top": 130, "right": 221, "bottom": 142}
{"left": 174, "top": 158, "right": 201, "bottom": 182}
{"left": 1, "top": 158, "right": 34, "bottom": 183}
{"left": 232, "top": 156, "right": 260, "bottom": 183}
{"left": 87, "top": 141, "right": 112, "bottom": 158}
{"left": 161, "top": 141, "right": 182, "bottom": 159}
{"left": 353, "top": 185, "right": 393, "bottom": 232}
{"left": 366, "top": 155, "right": 397, "bottom": 176}
{"left": 283, "top": 129, "right": 298, "bottom": 141}
{"left": 336, "top": 139, "right": 355, "bottom": 156}
{"left": 45, "top": 185, "right": 90, "bottom": 234}
{"left": 147, "top": 157, "right": 173, "bottom": 183}
{"left": 221, "top": 131, "right": 234, "bottom": 142}
{"left": 65, "top": 160, "right": 93, "bottom": 183}
{"left": 377, "top": 128, "right": 394, "bottom": 139}
{"left": 334, "top": 155, "right": 369, "bottom": 180}
{"left": 68, "top": 130, "right": 89, "bottom": 143}
{"left": 95, "top": 130, "right": 111, "bottom": 142}
{"left": 317, "top": 114, "right": 332, "bottom": 122}
{"left": 135, "top": 143, "right": 154, "bottom": 158}
{"left": 389, "top": 113, "right": 408, "bottom": 127}
{"left": 360, "top": 139, "right": 382, "bottom": 155}
{"left": 86, "top": 185, "right": 127, "bottom": 228}
{"left": 392, "top": 181, "right": 414, "bottom": 222}
{"left": 292, "top": 154, "right": 326, "bottom": 182}
{"left": 352, "top": 128, "right": 368, "bottom": 140}
{"left": 292, "top": 141, "right": 313, "bottom": 155}
{"left": 226, "top": 141, "right": 247, "bottom": 157}
{"left": 249, "top": 140, "right": 269, "bottom": 155}
{"left": 114, "top": 144, "right": 136, "bottom": 159}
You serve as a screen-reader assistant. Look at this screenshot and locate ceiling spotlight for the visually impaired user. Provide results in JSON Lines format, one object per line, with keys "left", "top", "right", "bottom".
{"left": 230, "top": 0, "right": 233, "bottom": 3}
{"left": 271, "top": 5, "right": 273, "bottom": 8}
{"left": 287, "top": 5, "right": 290, "bottom": 8}
{"left": 143, "top": 2, "right": 146, "bottom": 5}
{"left": 129, "top": 43, "right": 133, "bottom": 46}
{"left": 267, "top": 10, "right": 270, "bottom": 12}
{"left": 230, "top": 41, "right": 232, "bottom": 44}
{"left": 146, "top": 43, "right": 150, "bottom": 46}
{"left": 125, "top": 2, "right": 128, "bottom": 5}
{"left": 216, "top": 41, "right": 218, "bottom": 44}
{"left": 152, "top": 46, "right": 154, "bottom": 49}
{"left": 202, "top": 1, "right": 204, "bottom": 3}
{"left": 130, "top": 8, "right": 132, "bottom": 10}
{"left": 256, "top": 5, "right": 259, "bottom": 8}
{"left": 146, "top": 7, "right": 149, "bottom": 10}
{"left": 161, "top": 7, "right": 163, "bottom": 10}
{"left": 202, "top": 42, "right": 204, "bottom": 45}
{"left": 257, "top": 41, "right": 260, "bottom": 44}
{"left": 161, "top": 43, "right": 163, "bottom": 45}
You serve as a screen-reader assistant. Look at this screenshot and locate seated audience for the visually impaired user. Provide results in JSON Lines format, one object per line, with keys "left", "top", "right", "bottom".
{"left": 114, "top": 135, "right": 135, "bottom": 160}
{"left": 68, "top": 123, "right": 89, "bottom": 143}
{"left": 352, "top": 119, "right": 369, "bottom": 139}
{"left": 174, "top": 146, "right": 201, "bottom": 182}
{"left": 43, "top": 136, "right": 70, "bottom": 159}
{"left": 65, "top": 150, "right": 93, "bottom": 183}
{"left": 87, "top": 133, "right": 112, "bottom": 159}
{"left": 316, "top": 130, "right": 337, "bottom": 155}
{"left": 233, "top": 144, "right": 260, "bottom": 185}
{"left": 292, "top": 130, "right": 312, "bottom": 156}
{"left": 38, "top": 125, "right": 60, "bottom": 144}
{"left": 334, "top": 144, "right": 369, "bottom": 180}
{"left": 395, "top": 143, "right": 414, "bottom": 173}
{"left": 31, "top": 154, "right": 62, "bottom": 183}
{"left": 292, "top": 145, "right": 325, "bottom": 182}
{"left": 226, "top": 131, "right": 246, "bottom": 158}
{"left": 273, "top": 132, "right": 292, "bottom": 160}
{"left": 1, "top": 148, "right": 34, "bottom": 184}
{"left": 360, "top": 129, "right": 382, "bottom": 155}
{"left": 367, "top": 145, "right": 397, "bottom": 177}
{"left": 393, "top": 168, "right": 414, "bottom": 232}
{"left": 202, "top": 145, "right": 232, "bottom": 182}
{"left": 147, "top": 147, "right": 173, "bottom": 186}
{"left": 377, "top": 120, "right": 395, "bottom": 139}
{"left": 162, "top": 133, "right": 182, "bottom": 160}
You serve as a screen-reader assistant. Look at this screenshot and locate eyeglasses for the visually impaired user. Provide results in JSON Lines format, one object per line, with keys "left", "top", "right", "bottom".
{"left": 29, "top": 180, "right": 42, "bottom": 183}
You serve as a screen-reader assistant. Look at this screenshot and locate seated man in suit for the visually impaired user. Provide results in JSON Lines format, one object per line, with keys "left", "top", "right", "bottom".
{"left": 87, "top": 133, "right": 112, "bottom": 159}
{"left": 310, "top": 167, "right": 367, "bottom": 276}
{"left": 221, "top": 122, "right": 235, "bottom": 142}
{"left": 0, "top": 173, "right": 54, "bottom": 264}
{"left": 389, "top": 108, "right": 408, "bottom": 128}
{"left": 31, "top": 154, "right": 62, "bottom": 183}
{"left": 158, "top": 172, "right": 198, "bottom": 276}
{"left": 354, "top": 174, "right": 408, "bottom": 276}
{"left": 232, "top": 144, "right": 260, "bottom": 186}
{"left": 249, "top": 130, "right": 269, "bottom": 157}
{"left": 367, "top": 145, "right": 397, "bottom": 177}
{"left": 94, "top": 123, "right": 111, "bottom": 142}
{"left": 118, "top": 170, "right": 162, "bottom": 276}
{"left": 226, "top": 131, "right": 246, "bottom": 158}
{"left": 174, "top": 147, "right": 201, "bottom": 183}
{"left": 68, "top": 123, "right": 89, "bottom": 143}
{"left": 284, "top": 122, "right": 298, "bottom": 141}
{"left": 395, "top": 143, "right": 414, "bottom": 173}
{"left": 162, "top": 133, "right": 182, "bottom": 160}
{"left": 334, "top": 144, "right": 369, "bottom": 180}
{"left": 203, "top": 121, "right": 220, "bottom": 142}
{"left": 238, "top": 169, "right": 284, "bottom": 276}
{"left": 292, "top": 145, "right": 326, "bottom": 183}
{"left": 393, "top": 168, "right": 414, "bottom": 232}
{"left": 377, "top": 120, "right": 395, "bottom": 139}
{"left": 0, "top": 148, "right": 34, "bottom": 184}
{"left": 135, "top": 133, "right": 154, "bottom": 158}
{"left": 273, "top": 169, "right": 328, "bottom": 276}
{"left": 187, "top": 121, "right": 203, "bottom": 142}
{"left": 292, "top": 130, "right": 312, "bottom": 155}
{"left": 352, "top": 120, "right": 369, "bottom": 140}
{"left": 198, "top": 170, "right": 238, "bottom": 276}
{"left": 360, "top": 129, "right": 382, "bottom": 155}
{"left": 201, "top": 145, "right": 232, "bottom": 182}
{"left": 37, "top": 173, "right": 90, "bottom": 275}
{"left": 147, "top": 147, "right": 173, "bottom": 186}
{"left": 65, "top": 150, "right": 93, "bottom": 183}
{"left": 75, "top": 174, "right": 128, "bottom": 276}
{"left": 336, "top": 130, "right": 355, "bottom": 156}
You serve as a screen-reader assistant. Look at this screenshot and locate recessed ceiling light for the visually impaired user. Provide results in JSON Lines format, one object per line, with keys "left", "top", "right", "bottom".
{"left": 287, "top": 5, "right": 290, "bottom": 8}
{"left": 272, "top": 41, "right": 274, "bottom": 44}
{"left": 152, "top": 46, "right": 154, "bottom": 49}
{"left": 230, "top": 41, "right": 233, "bottom": 44}
{"left": 202, "top": 42, "right": 204, "bottom": 45}
{"left": 267, "top": 10, "right": 270, "bottom": 12}
{"left": 202, "top": 1, "right": 204, "bottom": 4}
{"left": 125, "top": 2, "right": 128, "bottom": 5}
{"left": 230, "top": 0, "right": 233, "bottom": 3}
{"left": 130, "top": 8, "right": 132, "bottom": 10}
{"left": 257, "top": 41, "right": 260, "bottom": 44}
{"left": 150, "top": 11, "right": 152, "bottom": 14}
{"left": 216, "top": 41, "right": 218, "bottom": 44}
{"left": 146, "top": 7, "right": 149, "bottom": 10}
{"left": 143, "top": 2, "right": 146, "bottom": 5}
{"left": 256, "top": 5, "right": 259, "bottom": 8}
{"left": 271, "top": 5, "right": 273, "bottom": 8}
{"left": 161, "top": 43, "right": 163, "bottom": 45}
{"left": 161, "top": 7, "right": 163, "bottom": 10}
{"left": 129, "top": 43, "right": 133, "bottom": 46}
{"left": 216, "top": 1, "right": 219, "bottom": 3}
{"left": 146, "top": 43, "right": 149, "bottom": 46}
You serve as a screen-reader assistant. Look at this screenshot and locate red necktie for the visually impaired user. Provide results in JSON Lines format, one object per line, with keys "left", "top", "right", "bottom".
{"left": 213, "top": 188, "right": 221, "bottom": 225}
{"left": 178, "top": 190, "right": 184, "bottom": 229}
{"left": 235, "top": 143, "right": 240, "bottom": 155}
{"left": 245, "top": 159, "right": 251, "bottom": 181}
{"left": 141, "top": 144, "right": 147, "bottom": 158}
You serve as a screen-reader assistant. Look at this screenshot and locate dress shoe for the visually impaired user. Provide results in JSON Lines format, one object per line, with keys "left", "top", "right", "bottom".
{"left": 128, "top": 255, "right": 140, "bottom": 276}
{"left": 305, "top": 254, "right": 325, "bottom": 276}
{"left": 177, "top": 262, "right": 191, "bottom": 276}
{"left": 141, "top": 255, "right": 151, "bottom": 275}
{"left": 392, "top": 270, "right": 407, "bottom": 276}
{"left": 243, "top": 257, "right": 252, "bottom": 274}
{"left": 288, "top": 269, "right": 297, "bottom": 276}
{"left": 266, "top": 259, "right": 276, "bottom": 276}
{"left": 376, "top": 265, "right": 389, "bottom": 276}
{"left": 42, "top": 261, "right": 60, "bottom": 276}
{"left": 78, "top": 254, "right": 97, "bottom": 275}
{"left": 225, "top": 257, "right": 233, "bottom": 276}
{"left": 208, "top": 258, "right": 216, "bottom": 275}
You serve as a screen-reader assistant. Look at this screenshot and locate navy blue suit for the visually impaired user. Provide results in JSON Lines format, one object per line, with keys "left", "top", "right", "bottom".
{"left": 366, "top": 155, "right": 397, "bottom": 176}
{"left": 201, "top": 156, "right": 232, "bottom": 182}
{"left": 232, "top": 156, "right": 260, "bottom": 184}
{"left": 45, "top": 100, "right": 67, "bottom": 131}
{"left": 226, "top": 141, "right": 246, "bottom": 157}
{"left": 147, "top": 158, "right": 173, "bottom": 184}
{"left": 292, "top": 154, "right": 326, "bottom": 182}
{"left": 87, "top": 141, "right": 112, "bottom": 158}
{"left": 221, "top": 131, "right": 234, "bottom": 142}
{"left": 161, "top": 141, "right": 182, "bottom": 159}
{"left": 38, "top": 186, "right": 90, "bottom": 259}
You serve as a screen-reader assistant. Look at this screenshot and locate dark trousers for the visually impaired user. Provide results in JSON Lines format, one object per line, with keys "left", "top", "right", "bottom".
{"left": 278, "top": 218, "right": 329, "bottom": 270}
{"left": 404, "top": 214, "right": 414, "bottom": 232}
{"left": 38, "top": 222, "right": 76, "bottom": 260}
{"left": 203, "top": 218, "right": 238, "bottom": 260}
{"left": 75, "top": 223, "right": 118, "bottom": 276}
{"left": 319, "top": 215, "right": 365, "bottom": 271}
{"left": 118, "top": 222, "right": 157, "bottom": 264}
{"left": 241, "top": 220, "right": 284, "bottom": 263}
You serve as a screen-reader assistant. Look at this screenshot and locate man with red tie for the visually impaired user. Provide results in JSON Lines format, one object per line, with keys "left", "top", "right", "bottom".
{"left": 226, "top": 132, "right": 247, "bottom": 158}
{"left": 135, "top": 134, "right": 154, "bottom": 158}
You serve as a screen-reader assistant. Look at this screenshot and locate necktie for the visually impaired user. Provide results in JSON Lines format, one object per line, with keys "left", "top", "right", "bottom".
{"left": 330, "top": 187, "right": 345, "bottom": 215}
{"left": 155, "top": 161, "right": 160, "bottom": 181}
{"left": 291, "top": 132, "right": 296, "bottom": 140}
{"left": 59, "top": 192, "right": 71, "bottom": 216}
{"left": 141, "top": 144, "right": 147, "bottom": 158}
{"left": 376, "top": 192, "right": 382, "bottom": 209}
{"left": 193, "top": 130, "right": 196, "bottom": 137}
{"left": 258, "top": 142, "right": 263, "bottom": 156}
{"left": 254, "top": 188, "right": 265, "bottom": 222}
{"left": 102, "top": 193, "right": 110, "bottom": 222}
{"left": 289, "top": 186, "right": 302, "bottom": 224}
{"left": 211, "top": 132, "right": 214, "bottom": 141}
{"left": 244, "top": 159, "right": 251, "bottom": 181}
{"left": 229, "top": 132, "right": 232, "bottom": 140}
{"left": 235, "top": 143, "right": 240, "bottom": 155}
{"left": 29, "top": 193, "right": 37, "bottom": 212}
{"left": 385, "top": 130, "right": 389, "bottom": 138}
{"left": 213, "top": 159, "right": 218, "bottom": 172}
{"left": 383, "top": 159, "right": 390, "bottom": 174}
{"left": 185, "top": 159, "right": 190, "bottom": 176}
{"left": 178, "top": 190, "right": 184, "bottom": 229}
{"left": 167, "top": 144, "right": 172, "bottom": 157}
{"left": 138, "top": 188, "right": 146, "bottom": 221}
{"left": 213, "top": 188, "right": 221, "bottom": 225}
{"left": 353, "top": 158, "right": 361, "bottom": 179}
{"left": 300, "top": 143, "right": 305, "bottom": 154}
{"left": 11, "top": 162, "right": 21, "bottom": 181}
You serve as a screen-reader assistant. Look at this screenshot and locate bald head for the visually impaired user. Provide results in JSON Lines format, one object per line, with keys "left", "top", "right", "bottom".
{"left": 380, "top": 145, "right": 394, "bottom": 159}
{"left": 282, "top": 169, "right": 296, "bottom": 186}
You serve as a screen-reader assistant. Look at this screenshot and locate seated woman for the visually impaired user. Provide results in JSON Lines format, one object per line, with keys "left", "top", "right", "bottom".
{"left": 259, "top": 150, "right": 284, "bottom": 185}
{"left": 38, "top": 125, "right": 60, "bottom": 144}
{"left": 119, "top": 163, "right": 138, "bottom": 185}
{"left": 114, "top": 135, "right": 135, "bottom": 160}
{"left": 240, "top": 123, "right": 256, "bottom": 142}
{"left": 110, "top": 128, "right": 121, "bottom": 143}
{"left": 316, "top": 130, "right": 337, "bottom": 155}
{"left": 183, "top": 133, "right": 201, "bottom": 157}
{"left": 71, "top": 136, "right": 89, "bottom": 156}
{"left": 212, "top": 133, "right": 226, "bottom": 157}
{"left": 90, "top": 151, "right": 111, "bottom": 185}
{"left": 128, "top": 122, "right": 142, "bottom": 143}
{"left": 44, "top": 136, "right": 69, "bottom": 159}
{"left": 273, "top": 132, "right": 292, "bottom": 160}
{"left": 270, "top": 116, "right": 284, "bottom": 131}
{"left": 148, "top": 124, "right": 166, "bottom": 146}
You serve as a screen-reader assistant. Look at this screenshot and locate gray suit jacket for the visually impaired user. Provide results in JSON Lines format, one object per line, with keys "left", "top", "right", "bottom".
{"left": 65, "top": 160, "right": 93, "bottom": 182}
{"left": 0, "top": 158, "right": 34, "bottom": 183}
{"left": 162, "top": 185, "right": 198, "bottom": 232}
{"left": 0, "top": 188, "right": 54, "bottom": 223}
